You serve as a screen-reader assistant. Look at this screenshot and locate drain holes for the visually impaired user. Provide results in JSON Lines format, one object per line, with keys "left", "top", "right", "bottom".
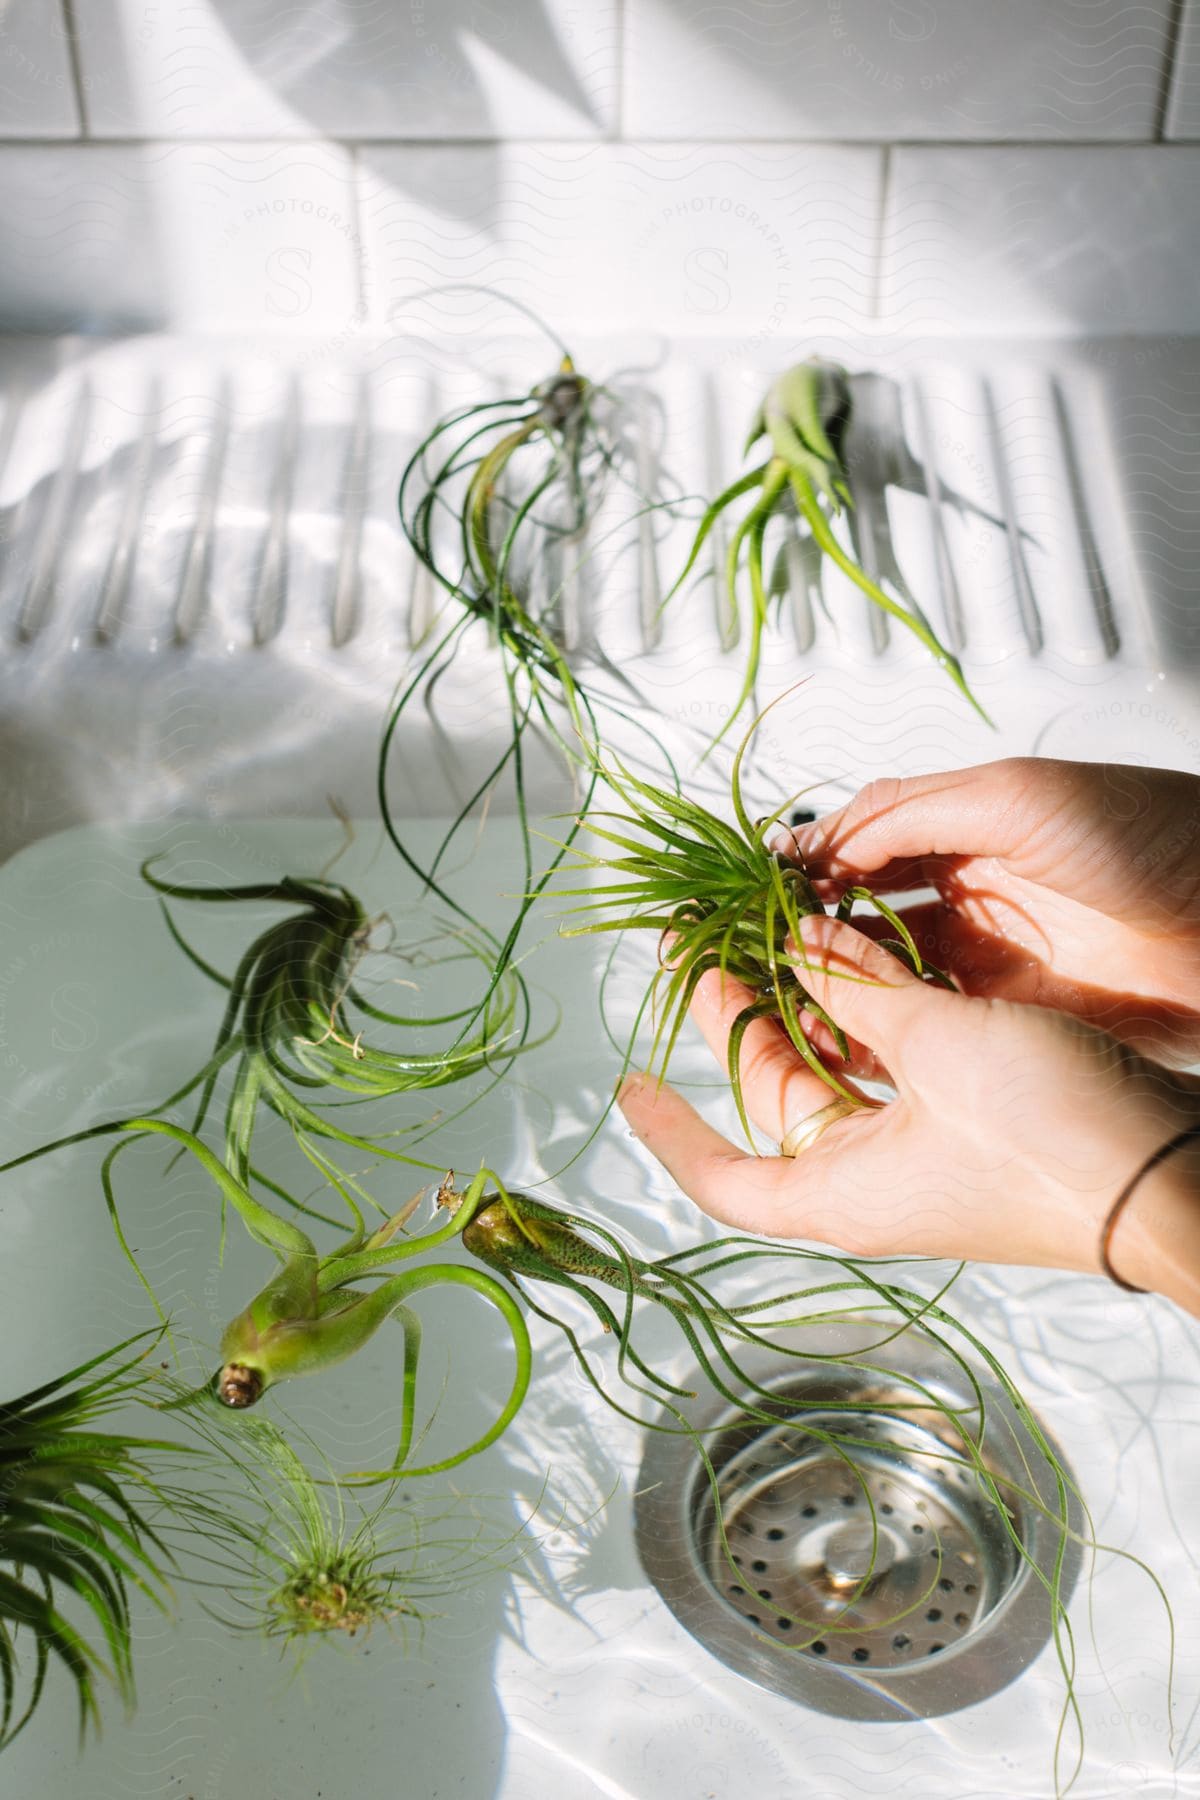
{"left": 636, "top": 1361, "right": 1081, "bottom": 1720}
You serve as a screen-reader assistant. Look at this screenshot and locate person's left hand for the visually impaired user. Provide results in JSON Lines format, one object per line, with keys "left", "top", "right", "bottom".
{"left": 616, "top": 914, "right": 1200, "bottom": 1310}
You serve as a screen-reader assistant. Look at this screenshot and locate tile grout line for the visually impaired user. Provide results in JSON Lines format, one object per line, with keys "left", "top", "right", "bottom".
{"left": 613, "top": 0, "right": 627, "bottom": 140}
{"left": 0, "top": 134, "right": 1194, "bottom": 151}
{"left": 58, "top": 0, "right": 90, "bottom": 137}
{"left": 1154, "top": 0, "right": 1189, "bottom": 140}
{"left": 869, "top": 144, "right": 892, "bottom": 323}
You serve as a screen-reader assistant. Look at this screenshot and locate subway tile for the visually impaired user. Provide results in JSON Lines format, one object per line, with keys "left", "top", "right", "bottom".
{"left": 1165, "top": 0, "right": 1200, "bottom": 138}
{"left": 144, "top": 143, "right": 362, "bottom": 330}
{"left": 357, "top": 142, "right": 881, "bottom": 343}
{"left": 0, "top": 147, "right": 163, "bottom": 330}
{"left": 880, "top": 146, "right": 1200, "bottom": 336}
{"left": 0, "top": 144, "right": 361, "bottom": 333}
{"left": 76, "top": 0, "right": 616, "bottom": 139}
{"left": 0, "top": 0, "right": 79, "bottom": 137}
{"left": 626, "top": 0, "right": 1175, "bottom": 141}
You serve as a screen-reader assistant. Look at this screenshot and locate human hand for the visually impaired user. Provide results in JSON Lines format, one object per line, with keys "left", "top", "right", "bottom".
{"left": 618, "top": 914, "right": 1200, "bottom": 1313}
{"left": 783, "top": 759, "right": 1200, "bottom": 1067}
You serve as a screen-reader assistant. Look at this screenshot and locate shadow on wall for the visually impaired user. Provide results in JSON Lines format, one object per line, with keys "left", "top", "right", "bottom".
{"left": 210, "top": 0, "right": 603, "bottom": 221}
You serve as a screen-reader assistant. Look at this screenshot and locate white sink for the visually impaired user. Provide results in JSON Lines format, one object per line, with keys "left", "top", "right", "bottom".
{"left": 0, "top": 816, "right": 1194, "bottom": 1800}
{"left": 1, "top": 330, "right": 1199, "bottom": 1797}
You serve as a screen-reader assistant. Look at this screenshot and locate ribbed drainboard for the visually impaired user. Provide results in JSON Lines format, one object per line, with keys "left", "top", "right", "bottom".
{"left": 0, "top": 343, "right": 1149, "bottom": 669}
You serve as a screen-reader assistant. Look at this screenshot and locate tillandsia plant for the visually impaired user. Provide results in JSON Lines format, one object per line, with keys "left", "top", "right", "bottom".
{"left": 0, "top": 1330, "right": 211, "bottom": 1748}
{"left": 0, "top": 859, "right": 533, "bottom": 1291}
{"left": 454, "top": 1177, "right": 1173, "bottom": 1798}
{"left": 384, "top": 304, "right": 676, "bottom": 1035}
{"left": 665, "top": 360, "right": 987, "bottom": 744}
{"left": 160, "top": 1410, "right": 535, "bottom": 1658}
{"left": 140, "top": 858, "right": 532, "bottom": 1214}
{"left": 150, "top": 1162, "right": 534, "bottom": 1485}
{"left": 553, "top": 707, "right": 951, "bottom": 1142}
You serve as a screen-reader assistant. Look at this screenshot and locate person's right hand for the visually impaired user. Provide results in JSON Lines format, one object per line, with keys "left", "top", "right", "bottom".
{"left": 786, "top": 758, "right": 1200, "bottom": 1067}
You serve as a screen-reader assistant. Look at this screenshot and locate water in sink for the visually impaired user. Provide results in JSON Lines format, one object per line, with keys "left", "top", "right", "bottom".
{"left": 0, "top": 816, "right": 1193, "bottom": 1800}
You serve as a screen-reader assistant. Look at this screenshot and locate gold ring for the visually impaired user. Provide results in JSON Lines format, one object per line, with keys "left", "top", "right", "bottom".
{"left": 779, "top": 1095, "right": 862, "bottom": 1158}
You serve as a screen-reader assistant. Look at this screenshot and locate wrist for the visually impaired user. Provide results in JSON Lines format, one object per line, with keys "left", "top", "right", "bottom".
{"left": 1105, "top": 1122, "right": 1200, "bottom": 1315}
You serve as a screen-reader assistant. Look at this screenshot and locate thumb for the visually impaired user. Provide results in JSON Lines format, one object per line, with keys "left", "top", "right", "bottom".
{"left": 617, "top": 1071, "right": 796, "bottom": 1230}
{"left": 791, "top": 913, "right": 958, "bottom": 1077}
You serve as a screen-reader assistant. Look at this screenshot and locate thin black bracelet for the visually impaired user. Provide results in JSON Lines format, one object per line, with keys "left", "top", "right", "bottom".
{"left": 1100, "top": 1118, "right": 1200, "bottom": 1293}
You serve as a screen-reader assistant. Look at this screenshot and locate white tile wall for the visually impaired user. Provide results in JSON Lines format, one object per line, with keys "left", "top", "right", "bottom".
{"left": 625, "top": 0, "right": 1176, "bottom": 142}
{"left": 0, "top": 144, "right": 362, "bottom": 333}
{"left": 356, "top": 143, "right": 881, "bottom": 343}
{"left": 75, "top": 0, "right": 618, "bottom": 140}
{"left": 0, "top": 3, "right": 1195, "bottom": 340}
{"left": 880, "top": 146, "right": 1200, "bottom": 336}
{"left": 147, "top": 142, "right": 363, "bottom": 330}
{"left": 0, "top": 0, "right": 79, "bottom": 137}
{"left": 0, "top": 147, "right": 164, "bottom": 329}
{"left": 1165, "top": 0, "right": 1200, "bottom": 138}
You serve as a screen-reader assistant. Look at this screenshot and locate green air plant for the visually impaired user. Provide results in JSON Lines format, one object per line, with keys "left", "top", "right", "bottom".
{"left": 0, "top": 1331, "right": 199, "bottom": 1748}
{"left": 553, "top": 709, "right": 950, "bottom": 1143}
{"left": 665, "top": 360, "right": 987, "bottom": 744}
{"left": 454, "top": 1178, "right": 1173, "bottom": 1799}
{"left": 385, "top": 323, "right": 675, "bottom": 1040}
{"left": 155, "top": 1162, "right": 535, "bottom": 1485}
{"left": 138, "top": 859, "right": 532, "bottom": 1218}
{"left": 160, "top": 1411, "right": 534, "bottom": 1658}
{"left": 0, "top": 862, "right": 531, "bottom": 1293}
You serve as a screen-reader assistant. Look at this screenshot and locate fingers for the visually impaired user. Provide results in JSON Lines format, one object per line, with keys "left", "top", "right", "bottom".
{"left": 617, "top": 1070, "right": 887, "bottom": 1244}
{"left": 783, "top": 761, "right": 1053, "bottom": 885}
{"left": 790, "top": 914, "right": 959, "bottom": 1078}
{"left": 686, "top": 966, "right": 872, "bottom": 1140}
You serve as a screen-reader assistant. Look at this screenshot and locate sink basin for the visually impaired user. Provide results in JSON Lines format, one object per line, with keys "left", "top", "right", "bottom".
{"left": 0, "top": 815, "right": 1193, "bottom": 1800}
{"left": 1, "top": 329, "right": 1198, "bottom": 1797}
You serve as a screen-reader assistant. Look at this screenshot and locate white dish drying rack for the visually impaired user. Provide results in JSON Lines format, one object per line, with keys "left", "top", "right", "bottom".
{"left": 0, "top": 330, "right": 1196, "bottom": 862}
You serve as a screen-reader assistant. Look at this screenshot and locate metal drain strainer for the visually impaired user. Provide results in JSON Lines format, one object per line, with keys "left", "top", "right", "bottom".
{"left": 634, "top": 1326, "right": 1082, "bottom": 1721}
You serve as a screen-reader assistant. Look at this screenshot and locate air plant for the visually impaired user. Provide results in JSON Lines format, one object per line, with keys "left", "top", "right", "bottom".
{"left": 161, "top": 1410, "right": 534, "bottom": 1658}
{"left": 664, "top": 360, "right": 987, "bottom": 744}
{"left": 553, "top": 706, "right": 950, "bottom": 1141}
{"left": 454, "top": 1177, "right": 1173, "bottom": 1798}
{"left": 0, "top": 861, "right": 534, "bottom": 1292}
{"left": 139, "top": 858, "right": 533, "bottom": 1219}
{"left": 0, "top": 1331, "right": 197, "bottom": 1747}
{"left": 138, "top": 1160, "right": 531, "bottom": 1484}
{"left": 384, "top": 310, "right": 675, "bottom": 1036}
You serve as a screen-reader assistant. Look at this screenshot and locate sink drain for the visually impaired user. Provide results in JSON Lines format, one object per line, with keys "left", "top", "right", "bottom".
{"left": 634, "top": 1326, "right": 1081, "bottom": 1720}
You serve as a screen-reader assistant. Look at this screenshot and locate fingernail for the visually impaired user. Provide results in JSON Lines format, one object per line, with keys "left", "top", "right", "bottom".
{"left": 616, "top": 1069, "right": 648, "bottom": 1106}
